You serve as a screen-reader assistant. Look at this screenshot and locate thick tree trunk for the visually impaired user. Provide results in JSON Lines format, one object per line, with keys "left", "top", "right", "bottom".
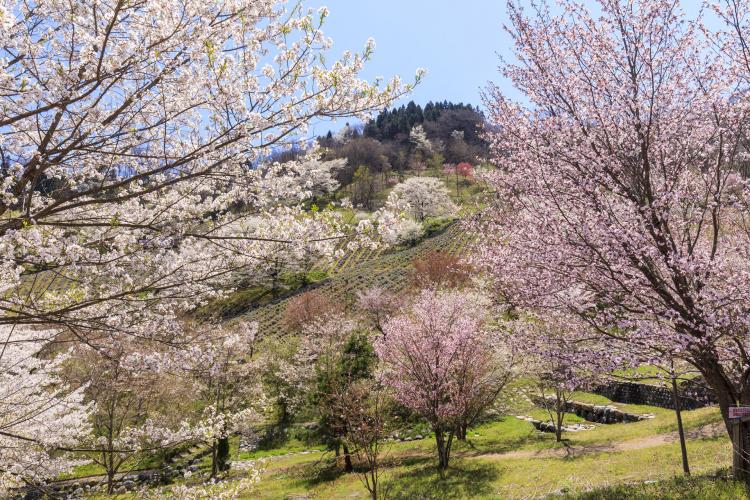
{"left": 342, "top": 443, "right": 354, "bottom": 473}
{"left": 732, "top": 421, "right": 750, "bottom": 484}
{"left": 671, "top": 377, "right": 690, "bottom": 476}
{"left": 698, "top": 359, "right": 750, "bottom": 483}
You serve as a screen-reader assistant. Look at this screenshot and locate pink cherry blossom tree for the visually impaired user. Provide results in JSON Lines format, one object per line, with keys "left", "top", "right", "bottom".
{"left": 478, "top": 0, "right": 750, "bottom": 454}
{"left": 508, "top": 313, "right": 616, "bottom": 442}
{"left": 376, "top": 289, "right": 510, "bottom": 477}
{"left": 356, "top": 286, "right": 401, "bottom": 335}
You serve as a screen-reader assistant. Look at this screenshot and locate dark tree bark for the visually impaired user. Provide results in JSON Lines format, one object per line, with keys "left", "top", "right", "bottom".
{"left": 343, "top": 443, "right": 354, "bottom": 473}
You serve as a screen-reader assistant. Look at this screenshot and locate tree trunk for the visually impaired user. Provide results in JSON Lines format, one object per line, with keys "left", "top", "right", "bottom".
{"left": 698, "top": 360, "right": 750, "bottom": 483}
{"left": 435, "top": 430, "right": 447, "bottom": 479}
{"left": 342, "top": 443, "right": 353, "bottom": 473}
{"left": 671, "top": 377, "right": 690, "bottom": 476}
{"left": 369, "top": 466, "right": 378, "bottom": 500}
{"left": 435, "top": 428, "right": 454, "bottom": 479}
{"left": 210, "top": 440, "right": 218, "bottom": 478}
{"left": 733, "top": 420, "right": 750, "bottom": 484}
{"left": 457, "top": 421, "right": 468, "bottom": 441}
{"left": 216, "top": 435, "right": 231, "bottom": 473}
{"left": 106, "top": 470, "right": 116, "bottom": 495}
{"left": 554, "top": 390, "right": 565, "bottom": 442}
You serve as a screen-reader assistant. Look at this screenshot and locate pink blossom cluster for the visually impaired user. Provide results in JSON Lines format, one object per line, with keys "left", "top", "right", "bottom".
{"left": 376, "top": 289, "right": 496, "bottom": 426}
{"left": 475, "top": 0, "right": 750, "bottom": 424}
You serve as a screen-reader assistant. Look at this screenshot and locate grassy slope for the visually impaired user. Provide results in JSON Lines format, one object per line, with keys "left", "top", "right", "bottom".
{"left": 232, "top": 219, "right": 472, "bottom": 339}
{"left": 243, "top": 395, "right": 738, "bottom": 499}
{"left": 200, "top": 168, "right": 483, "bottom": 336}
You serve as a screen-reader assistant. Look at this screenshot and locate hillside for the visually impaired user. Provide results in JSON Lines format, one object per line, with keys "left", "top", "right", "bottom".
{"left": 233, "top": 219, "right": 473, "bottom": 339}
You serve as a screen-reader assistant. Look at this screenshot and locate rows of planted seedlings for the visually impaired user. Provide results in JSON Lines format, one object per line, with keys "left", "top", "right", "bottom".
{"left": 241, "top": 221, "right": 470, "bottom": 339}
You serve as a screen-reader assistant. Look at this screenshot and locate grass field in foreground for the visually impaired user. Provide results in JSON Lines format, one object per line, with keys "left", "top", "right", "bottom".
{"left": 83, "top": 391, "right": 739, "bottom": 498}
{"left": 238, "top": 394, "right": 735, "bottom": 499}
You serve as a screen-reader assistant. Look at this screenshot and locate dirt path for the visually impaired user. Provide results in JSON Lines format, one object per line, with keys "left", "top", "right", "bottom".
{"left": 479, "top": 422, "right": 725, "bottom": 461}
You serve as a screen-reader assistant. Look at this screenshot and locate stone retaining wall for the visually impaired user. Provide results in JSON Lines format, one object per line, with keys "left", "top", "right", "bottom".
{"left": 534, "top": 397, "right": 652, "bottom": 424}
{"left": 592, "top": 379, "right": 717, "bottom": 410}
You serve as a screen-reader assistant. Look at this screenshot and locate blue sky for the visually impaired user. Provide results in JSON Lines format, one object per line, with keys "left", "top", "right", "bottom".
{"left": 306, "top": 1, "right": 714, "bottom": 135}
{"left": 306, "top": 1, "right": 513, "bottom": 134}
{"left": 314, "top": 1, "right": 511, "bottom": 106}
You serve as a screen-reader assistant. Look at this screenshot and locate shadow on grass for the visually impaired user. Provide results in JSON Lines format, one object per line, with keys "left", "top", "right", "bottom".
{"left": 291, "top": 453, "right": 437, "bottom": 487}
{"left": 386, "top": 459, "right": 501, "bottom": 499}
{"left": 564, "top": 469, "right": 750, "bottom": 500}
{"left": 464, "top": 432, "right": 549, "bottom": 456}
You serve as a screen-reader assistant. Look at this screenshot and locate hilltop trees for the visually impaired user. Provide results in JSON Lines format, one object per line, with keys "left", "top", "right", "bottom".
{"left": 386, "top": 177, "right": 456, "bottom": 222}
{"left": 479, "top": 0, "right": 750, "bottom": 450}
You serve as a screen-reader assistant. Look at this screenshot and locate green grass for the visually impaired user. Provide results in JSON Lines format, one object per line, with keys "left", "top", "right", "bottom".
{"left": 566, "top": 472, "right": 750, "bottom": 499}
{"left": 78, "top": 393, "right": 738, "bottom": 498}
{"left": 249, "top": 434, "right": 733, "bottom": 499}
{"left": 245, "top": 395, "right": 733, "bottom": 499}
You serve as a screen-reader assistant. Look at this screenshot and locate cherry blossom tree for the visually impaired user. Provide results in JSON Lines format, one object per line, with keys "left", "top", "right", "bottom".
{"left": 454, "top": 162, "right": 473, "bottom": 197}
{"left": 0, "top": 326, "right": 91, "bottom": 496}
{"left": 332, "top": 379, "right": 391, "bottom": 500}
{"left": 456, "top": 162, "right": 473, "bottom": 180}
{"left": 164, "top": 321, "right": 264, "bottom": 478}
{"left": 292, "top": 152, "right": 347, "bottom": 200}
{"left": 478, "top": 0, "right": 750, "bottom": 449}
{"left": 386, "top": 177, "right": 456, "bottom": 222}
{"left": 410, "top": 251, "right": 472, "bottom": 290}
{"left": 508, "top": 314, "right": 612, "bottom": 442}
{"left": 284, "top": 290, "right": 343, "bottom": 334}
{"left": 410, "top": 124, "right": 434, "bottom": 159}
{"left": 356, "top": 286, "right": 401, "bottom": 334}
{"left": 0, "top": 0, "right": 417, "bottom": 338}
{"left": 0, "top": 0, "right": 418, "bottom": 472}
{"left": 376, "top": 289, "right": 506, "bottom": 477}
{"left": 237, "top": 207, "right": 345, "bottom": 298}
{"left": 65, "top": 335, "right": 198, "bottom": 494}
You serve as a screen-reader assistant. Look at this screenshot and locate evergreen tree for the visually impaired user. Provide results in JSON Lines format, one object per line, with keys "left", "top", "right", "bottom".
{"left": 313, "top": 333, "right": 377, "bottom": 473}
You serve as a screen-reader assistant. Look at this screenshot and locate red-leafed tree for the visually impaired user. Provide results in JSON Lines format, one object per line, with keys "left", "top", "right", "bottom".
{"left": 456, "top": 162, "right": 474, "bottom": 180}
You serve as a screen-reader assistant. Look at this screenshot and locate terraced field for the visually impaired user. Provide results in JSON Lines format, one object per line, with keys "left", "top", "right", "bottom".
{"left": 239, "top": 220, "right": 474, "bottom": 339}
